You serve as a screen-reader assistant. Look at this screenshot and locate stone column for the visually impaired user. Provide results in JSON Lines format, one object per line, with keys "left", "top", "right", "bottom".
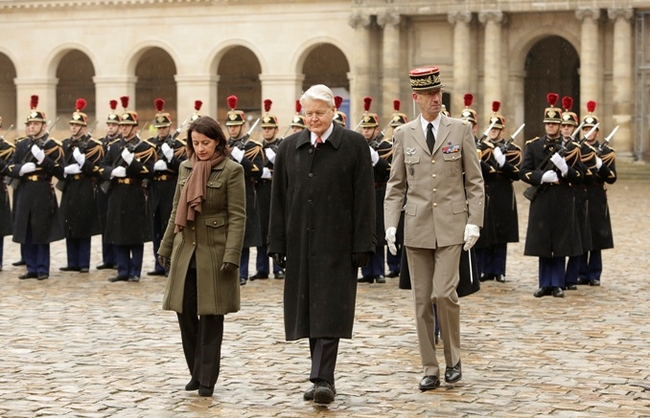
{"left": 508, "top": 70, "right": 527, "bottom": 144}
{"left": 378, "top": 11, "right": 401, "bottom": 126}
{"left": 93, "top": 75, "right": 138, "bottom": 134}
{"left": 259, "top": 73, "right": 305, "bottom": 134}
{"left": 576, "top": 8, "right": 601, "bottom": 116}
{"left": 479, "top": 10, "right": 503, "bottom": 122}
{"left": 14, "top": 77, "right": 58, "bottom": 129}
{"left": 608, "top": 7, "right": 634, "bottom": 158}
{"left": 448, "top": 11, "right": 472, "bottom": 117}
{"left": 174, "top": 74, "right": 218, "bottom": 123}
{"left": 348, "top": 12, "right": 372, "bottom": 128}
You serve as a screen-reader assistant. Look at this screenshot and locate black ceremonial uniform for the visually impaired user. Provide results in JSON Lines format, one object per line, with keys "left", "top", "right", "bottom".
{"left": 96, "top": 132, "right": 121, "bottom": 268}
{"left": 255, "top": 137, "right": 282, "bottom": 278}
{"left": 0, "top": 138, "right": 15, "bottom": 268}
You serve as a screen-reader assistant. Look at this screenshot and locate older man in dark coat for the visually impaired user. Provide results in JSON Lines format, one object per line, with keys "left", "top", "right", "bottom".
{"left": 268, "top": 84, "right": 375, "bottom": 405}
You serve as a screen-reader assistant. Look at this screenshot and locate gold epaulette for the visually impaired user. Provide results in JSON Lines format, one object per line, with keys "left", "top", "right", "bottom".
{"left": 509, "top": 143, "right": 522, "bottom": 151}
{"left": 47, "top": 137, "right": 63, "bottom": 146}
{"left": 176, "top": 138, "right": 187, "bottom": 147}
{"left": 247, "top": 139, "right": 263, "bottom": 147}
{"left": 108, "top": 137, "right": 121, "bottom": 146}
{"left": 89, "top": 138, "right": 103, "bottom": 146}
{"left": 142, "top": 139, "right": 156, "bottom": 148}
{"left": 14, "top": 136, "right": 27, "bottom": 144}
{"left": 525, "top": 136, "right": 540, "bottom": 145}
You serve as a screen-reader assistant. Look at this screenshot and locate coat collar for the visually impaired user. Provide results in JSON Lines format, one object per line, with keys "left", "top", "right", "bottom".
{"left": 411, "top": 114, "right": 452, "bottom": 155}
{"left": 184, "top": 155, "right": 228, "bottom": 170}
{"left": 295, "top": 122, "right": 343, "bottom": 150}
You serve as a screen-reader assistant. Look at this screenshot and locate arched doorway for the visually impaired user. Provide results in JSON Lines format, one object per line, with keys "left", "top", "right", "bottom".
{"left": 0, "top": 53, "right": 17, "bottom": 133}
{"left": 217, "top": 46, "right": 262, "bottom": 125}
{"left": 524, "top": 36, "right": 580, "bottom": 139}
{"left": 56, "top": 50, "right": 95, "bottom": 133}
{"left": 301, "top": 44, "right": 350, "bottom": 123}
{"left": 135, "top": 47, "right": 177, "bottom": 135}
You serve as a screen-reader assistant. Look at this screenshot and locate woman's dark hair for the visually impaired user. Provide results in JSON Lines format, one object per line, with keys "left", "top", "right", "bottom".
{"left": 185, "top": 116, "right": 229, "bottom": 158}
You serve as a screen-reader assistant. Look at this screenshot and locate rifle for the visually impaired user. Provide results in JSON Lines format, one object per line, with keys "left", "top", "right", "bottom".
{"left": 100, "top": 136, "right": 140, "bottom": 194}
{"left": 498, "top": 123, "right": 525, "bottom": 153}
{"left": 172, "top": 116, "right": 190, "bottom": 140}
{"left": 596, "top": 125, "right": 619, "bottom": 156}
{"left": 476, "top": 118, "right": 497, "bottom": 146}
{"left": 523, "top": 122, "right": 599, "bottom": 202}
{"left": 233, "top": 117, "right": 260, "bottom": 149}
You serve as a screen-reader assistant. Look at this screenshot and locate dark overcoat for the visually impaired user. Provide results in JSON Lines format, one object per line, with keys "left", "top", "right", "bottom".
{"left": 520, "top": 135, "right": 584, "bottom": 257}
{"left": 585, "top": 142, "right": 616, "bottom": 250}
{"left": 268, "top": 123, "right": 376, "bottom": 341}
{"left": 0, "top": 139, "right": 15, "bottom": 237}
{"left": 228, "top": 137, "right": 263, "bottom": 248}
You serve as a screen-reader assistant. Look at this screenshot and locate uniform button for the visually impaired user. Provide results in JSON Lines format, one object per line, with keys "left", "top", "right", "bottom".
{"left": 308, "top": 148, "right": 314, "bottom": 154}
{"left": 192, "top": 242, "right": 196, "bottom": 245}
{"left": 308, "top": 199, "right": 313, "bottom": 205}
{"left": 309, "top": 173, "right": 314, "bottom": 178}
{"left": 432, "top": 159, "right": 436, "bottom": 163}
{"left": 433, "top": 203, "right": 437, "bottom": 207}
{"left": 432, "top": 174, "right": 437, "bottom": 178}
{"left": 433, "top": 188, "right": 437, "bottom": 193}
{"left": 192, "top": 227, "right": 195, "bottom": 230}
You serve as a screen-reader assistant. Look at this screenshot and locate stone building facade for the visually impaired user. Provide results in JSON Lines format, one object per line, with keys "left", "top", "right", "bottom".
{"left": 0, "top": 0, "right": 648, "bottom": 159}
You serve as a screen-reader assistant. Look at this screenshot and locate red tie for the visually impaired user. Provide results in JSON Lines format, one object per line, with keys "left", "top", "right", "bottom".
{"left": 316, "top": 136, "right": 323, "bottom": 147}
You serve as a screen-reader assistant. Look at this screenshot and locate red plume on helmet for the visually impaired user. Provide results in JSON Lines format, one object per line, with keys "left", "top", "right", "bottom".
{"left": 154, "top": 98, "right": 165, "bottom": 112}
{"left": 120, "top": 96, "right": 130, "bottom": 110}
{"left": 562, "top": 96, "right": 573, "bottom": 111}
{"left": 194, "top": 100, "right": 203, "bottom": 111}
{"left": 587, "top": 100, "right": 596, "bottom": 113}
{"left": 295, "top": 99, "right": 302, "bottom": 113}
{"left": 393, "top": 100, "right": 401, "bottom": 112}
{"left": 109, "top": 100, "right": 118, "bottom": 110}
{"left": 492, "top": 101, "right": 501, "bottom": 113}
{"left": 464, "top": 93, "right": 473, "bottom": 107}
{"left": 75, "top": 98, "right": 87, "bottom": 112}
{"left": 363, "top": 96, "right": 372, "bottom": 112}
{"left": 546, "top": 93, "right": 559, "bottom": 107}
{"left": 334, "top": 96, "right": 343, "bottom": 109}
{"left": 30, "top": 95, "right": 39, "bottom": 110}
{"left": 227, "top": 95, "right": 238, "bottom": 110}
{"left": 263, "top": 99, "right": 272, "bottom": 113}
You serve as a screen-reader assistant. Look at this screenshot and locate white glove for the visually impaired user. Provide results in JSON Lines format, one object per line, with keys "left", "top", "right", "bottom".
{"left": 161, "top": 142, "right": 173, "bottom": 162}
{"left": 385, "top": 227, "right": 397, "bottom": 256}
{"left": 550, "top": 152, "right": 568, "bottom": 176}
{"left": 463, "top": 224, "right": 480, "bottom": 251}
{"left": 31, "top": 144, "right": 45, "bottom": 164}
{"left": 231, "top": 146, "right": 244, "bottom": 163}
{"left": 595, "top": 157, "right": 603, "bottom": 170}
{"left": 64, "top": 164, "right": 82, "bottom": 176}
{"left": 261, "top": 167, "right": 272, "bottom": 179}
{"left": 73, "top": 147, "right": 85, "bottom": 166}
{"left": 111, "top": 166, "right": 127, "bottom": 178}
{"left": 264, "top": 148, "right": 276, "bottom": 164}
{"left": 19, "top": 162, "right": 37, "bottom": 176}
{"left": 153, "top": 159, "right": 168, "bottom": 171}
{"left": 493, "top": 146, "right": 506, "bottom": 167}
{"left": 121, "top": 148, "right": 134, "bottom": 165}
{"left": 369, "top": 146, "right": 380, "bottom": 166}
{"left": 541, "top": 170, "right": 559, "bottom": 184}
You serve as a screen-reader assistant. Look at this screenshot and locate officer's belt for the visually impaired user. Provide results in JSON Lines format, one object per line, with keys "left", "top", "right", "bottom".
{"left": 153, "top": 174, "right": 177, "bottom": 181}
{"left": 68, "top": 174, "right": 84, "bottom": 181}
{"left": 115, "top": 178, "right": 140, "bottom": 185}
{"left": 24, "top": 174, "right": 50, "bottom": 182}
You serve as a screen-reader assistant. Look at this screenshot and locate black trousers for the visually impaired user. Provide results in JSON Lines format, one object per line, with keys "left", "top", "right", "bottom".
{"left": 309, "top": 337, "right": 339, "bottom": 385}
{"left": 177, "top": 268, "right": 224, "bottom": 388}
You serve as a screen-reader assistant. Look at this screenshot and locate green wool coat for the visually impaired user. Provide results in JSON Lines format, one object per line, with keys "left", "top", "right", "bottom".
{"left": 159, "top": 157, "right": 246, "bottom": 315}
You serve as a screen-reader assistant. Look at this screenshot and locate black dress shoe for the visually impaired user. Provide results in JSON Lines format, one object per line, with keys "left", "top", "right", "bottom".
{"left": 590, "top": 279, "right": 600, "bottom": 286}
{"left": 185, "top": 378, "right": 200, "bottom": 391}
{"left": 19, "top": 272, "right": 38, "bottom": 280}
{"left": 12, "top": 259, "right": 26, "bottom": 266}
{"left": 147, "top": 270, "right": 166, "bottom": 276}
{"left": 304, "top": 382, "right": 336, "bottom": 401}
{"left": 375, "top": 275, "right": 386, "bottom": 283}
{"left": 552, "top": 287, "right": 564, "bottom": 298}
{"left": 274, "top": 271, "right": 285, "bottom": 279}
{"left": 495, "top": 274, "right": 506, "bottom": 283}
{"left": 198, "top": 384, "right": 214, "bottom": 397}
{"left": 565, "top": 284, "right": 578, "bottom": 290}
{"left": 313, "top": 381, "right": 335, "bottom": 404}
{"left": 357, "top": 276, "right": 374, "bottom": 283}
{"left": 386, "top": 270, "right": 400, "bottom": 278}
{"left": 577, "top": 277, "right": 590, "bottom": 285}
{"left": 128, "top": 276, "right": 140, "bottom": 282}
{"left": 96, "top": 263, "right": 116, "bottom": 270}
{"left": 37, "top": 274, "right": 49, "bottom": 281}
{"left": 445, "top": 361, "right": 462, "bottom": 383}
{"left": 80, "top": 268, "right": 89, "bottom": 273}
{"left": 533, "top": 287, "right": 551, "bottom": 298}
{"left": 419, "top": 375, "right": 440, "bottom": 391}
{"left": 108, "top": 275, "right": 129, "bottom": 282}
{"left": 239, "top": 277, "right": 247, "bottom": 286}
{"left": 60, "top": 266, "right": 81, "bottom": 272}
{"left": 250, "top": 272, "right": 269, "bottom": 281}
{"left": 479, "top": 274, "right": 494, "bottom": 282}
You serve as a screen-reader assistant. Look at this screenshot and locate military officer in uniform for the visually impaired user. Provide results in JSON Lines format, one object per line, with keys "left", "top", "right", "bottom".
{"left": 225, "top": 95, "right": 264, "bottom": 285}
{"left": 0, "top": 116, "right": 15, "bottom": 270}
{"left": 333, "top": 95, "right": 347, "bottom": 127}
{"left": 250, "top": 100, "right": 284, "bottom": 281}
{"left": 520, "top": 93, "right": 584, "bottom": 298}
{"left": 289, "top": 100, "right": 306, "bottom": 134}
{"left": 58, "top": 98, "right": 104, "bottom": 273}
{"left": 7, "top": 95, "right": 64, "bottom": 280}
{"left": 147, "top": 98, "right": 187, "bottom": 277}
{"left": 474, "top": 101, "right": 522, "bottom": 283}
{"left": 578, "top": 101, "right": 617, "bottom": 286}
{"left": 100, "top": 96, "right": 156, "bottom": 282}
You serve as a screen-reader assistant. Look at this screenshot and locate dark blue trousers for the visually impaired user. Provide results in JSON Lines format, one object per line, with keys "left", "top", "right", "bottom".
{"left": 102, "top": 241, "right": 117, "bottom": 266}
{"left": 65, "top": 237, "right": 91, "bottom": 269}
{"left": 151, "top": 214, "right": 165, "bottom": 273}
{"left": 115, "top": 244, "right": 144, "bottom": 278}
{"left": 386, "top": 246, "right": 401, "bottom": 273}
{"left": 239, "top": 248, "right": 250, "bottom": 279}
{"left": 24, "top": 227, "right": 50, "bottom": 276}
{"left": 565, "top": 255, "right": 581, "bottom": 285}
{"left": 362, "top": 245, "right": 385, "bottom": 278}
{"left": 538, "top": 256, "right": 565, "bottom": 288}
{"left": 579, "top": 250, "right": 603, "bottom": 281}
{"left": 255, "top": 244, "right": 282, "bottom": 275}
{"left": 478, "top": 244, "right": 508, "bottom": 276}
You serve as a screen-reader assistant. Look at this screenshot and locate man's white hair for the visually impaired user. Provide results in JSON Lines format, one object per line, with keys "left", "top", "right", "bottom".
{"left": 300, "top": 84, "right": 334, "bottom": 107}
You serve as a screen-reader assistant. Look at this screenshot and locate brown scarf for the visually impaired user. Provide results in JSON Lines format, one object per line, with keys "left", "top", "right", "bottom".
{"left": 174, "top": 151, "right": 225, "bottom": 233}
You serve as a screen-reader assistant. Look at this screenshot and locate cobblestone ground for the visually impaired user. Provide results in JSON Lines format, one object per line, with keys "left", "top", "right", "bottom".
{"left": 1, "top": 178, "right": 649, "bottom": 417}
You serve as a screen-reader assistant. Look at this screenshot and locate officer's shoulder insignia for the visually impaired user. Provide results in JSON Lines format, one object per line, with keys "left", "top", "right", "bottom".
{"left": 89, "top": 138, "right": 103, "bottom": 146}
{"left": 248, "top": 139, "right": 263, "bottom": 147}
{"left": 460, "top": 119, "right": 468, "bottom": 125}
{"left": 142, "top": 139, "right": 156, "bottom": 148}
{"left": 510, "top": 143, "right": 522, "bottom": 151}
{"left": 484, "top": 141, "right": 495, "bottom": 149}
{"left": 525, "top": 136, "right": 540, "bottom": 145}
{"left": 49, "top": 138, "right": 63, "bottom": 146}
{"left": 14, "top": 136, "right": 27, "bottom": 144}
{"left": 176, "top": 138, "right": 187, "bottom": 147}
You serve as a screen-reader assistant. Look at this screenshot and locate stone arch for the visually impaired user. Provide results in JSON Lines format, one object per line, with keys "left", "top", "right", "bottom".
{"left": 55, "top": 50, "right": 96, "bottom": 126}
{"left": 0, "top": 52, "right": 18, "bottom": 129}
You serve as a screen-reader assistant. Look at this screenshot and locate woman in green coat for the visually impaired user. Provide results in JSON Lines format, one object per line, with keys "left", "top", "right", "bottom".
{"left": 158, "top": 116, "right": 246, "bottom": 397}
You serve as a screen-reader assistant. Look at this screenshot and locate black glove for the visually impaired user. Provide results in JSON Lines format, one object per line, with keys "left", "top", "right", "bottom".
{"left": 352, "top": 252, "right": 370, "bottom": 268}
{"left": 220, "top": 262, "right": 238, "bottom": 273}
{"left": 158, "top": 255, "right": 171, "bottom": 270}
{"left": 271, "top": 253, "right": 286, "bottom": 269}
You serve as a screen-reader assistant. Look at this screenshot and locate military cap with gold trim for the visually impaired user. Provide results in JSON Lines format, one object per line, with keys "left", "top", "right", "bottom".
{"left": 153, "top": 98, "right": 172, "bottom": 128}
{"left": 70, "top": 98, "right": 88, "bottom": 126}
{"left": 390, "top": 99, "right": 408, "bottom": 127}
{"left": 333, "top": 95, "right": 347, "bottom": 127}
{"left": 489, "top": 101, "right": 505, "bottom": 130}
{"left": 461, "top": 93, "right": 478, "bottom": 125}
{"left": 408, "top": 66, "right": 444, "bottom": 91}
{"left": 359, "top": 96, "right": 379, "bottom": 128}
{"left": 290, "top": 99, "right": 306, "bottom": 129}
{"left": 119, "top": 96, "right": 138, "bottom": 125}
{"left": 225, "top": 95, "right": 245, "bottom": 126}
{"left": 107, "top": 99, "right": 121, "bottom": 124}
{"left": 26, "top": 95, "right": 46, "bottom": 123}
{"left": 543, "top": 93, "right": 562, "bottom": 124}
{"left": 582, "top": 100, "right": 599, "bottom": 130}
{"left": 260, "top": 99, "right": 278, "bottom": 128}
{"left": 190, "top": 100, "right": 203, "bottom": 122}
{"left": 560, "top": 96, "right": 579, "bottom": 126}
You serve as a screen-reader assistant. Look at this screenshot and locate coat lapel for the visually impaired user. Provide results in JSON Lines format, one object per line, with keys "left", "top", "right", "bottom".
{"left": 435, "top": 115, "right": 452, "bottom": 154}
{"left": 411, "top": 116, "right": 430, "bottom": 155}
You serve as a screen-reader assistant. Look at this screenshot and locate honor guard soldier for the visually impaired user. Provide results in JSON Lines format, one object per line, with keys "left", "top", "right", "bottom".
{"left": 460, "top": 94, "right": 479, "bottom": 141}
{"left": 7, "top": 95, "right": 64, "bottom": 280}
{"left": 289, "top": 99, "right": 306, "bottom": 134}
{"left": 474, "top": 101, "right": 522, "bottom": 283}
{"left": 0, "top": 116, "right": 15, "bottom": 270}
{"left": 357, "top": 97, "right": 392, "bottom": 284}
{"left": 225, "top": 95, "right": 264, "bottom": 285}
{"left": 9, "top": 124, "right": 29, "bottom": 267}
{"left": 148, "top": 98, "right": 187, "bottom": 277}
{"left": 333, "top": 95, "right": 347, "bottom": 127}
{"left": 100, "top": 96, "right": 156, "bottom": 283}
{"left": 578, "top": 101, "right": 616, "bottom": 286}
{"left": 520, "top": 93, "right": 584, "bottom": 298}
{"left": 189, "top": 100, "right": 203, "bottom": 123}
{"left": 250, "top": 99, "right": 284, "bottom": 280}
{"left": 58, "top": 98, "right": 104, "bottom": 273}
{"left": 96, "top": 100, "right": 122, "bottom": 270}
